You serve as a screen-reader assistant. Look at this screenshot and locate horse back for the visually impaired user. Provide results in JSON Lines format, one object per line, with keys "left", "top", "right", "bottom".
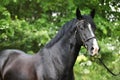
{"left": 0, "top": 49, "right": 25, "bottom": 71}
{"left": 0, "top": 49, "right": 28, "bottom": 80}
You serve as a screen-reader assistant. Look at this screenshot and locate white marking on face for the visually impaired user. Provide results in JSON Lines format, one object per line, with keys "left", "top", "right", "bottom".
{"left": 92, "top": 39, "right": 99, "bottom": 56}
{"left": 88, "top": 23, "right": 94, "bottom": 37}
{"left": 88, "top": 23, "right": 99, "bottom": 56}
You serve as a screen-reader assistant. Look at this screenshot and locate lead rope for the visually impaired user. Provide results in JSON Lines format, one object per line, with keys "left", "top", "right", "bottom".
{"left": 98, "top": 58, "right": 120, "bottom": 76}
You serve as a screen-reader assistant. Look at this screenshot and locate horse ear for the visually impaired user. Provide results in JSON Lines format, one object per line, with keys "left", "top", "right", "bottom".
{"left": 90, "top": 9, "right": 95, "bottom": 18}
{"left": 76, "top": 8, "right": 82, "bottom": 20}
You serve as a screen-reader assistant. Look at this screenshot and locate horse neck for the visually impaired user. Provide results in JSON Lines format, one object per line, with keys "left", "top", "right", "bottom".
{"left": 38, "top": 26, "right": 82, "bottom": 73}
{"left": 38, "top": 36, "right": 80, "bottom": 80}
{"left": 59, "top": 32, "right": 81, "bottom": 69}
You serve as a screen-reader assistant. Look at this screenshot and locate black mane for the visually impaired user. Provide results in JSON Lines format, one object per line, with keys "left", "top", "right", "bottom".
{"left": 45, "top": 15, "right": 96, "bottom": 48}
{"left": 45, "top": 19, "right": 77, "bottom": 48}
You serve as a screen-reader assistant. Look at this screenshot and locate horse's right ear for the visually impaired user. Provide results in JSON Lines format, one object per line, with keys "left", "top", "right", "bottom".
{"left": 76, "top": 8, "right": 82, "bottom": 20}
{"left": 90, "top": 9, "right": 95, "bottom": 19}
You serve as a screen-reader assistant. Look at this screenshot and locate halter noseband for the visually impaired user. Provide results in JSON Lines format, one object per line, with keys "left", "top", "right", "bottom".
{"left": 85, "top": 37, "right": 96, "bottom": 42}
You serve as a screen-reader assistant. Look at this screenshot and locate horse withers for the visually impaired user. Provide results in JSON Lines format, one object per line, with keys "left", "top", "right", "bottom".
{"left": 0, "top": 8, "right": 99, "bottom": 80}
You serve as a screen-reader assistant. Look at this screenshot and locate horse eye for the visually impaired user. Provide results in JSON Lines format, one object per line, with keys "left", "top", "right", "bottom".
{"left": 80, "top": 27, "right": 84, "bottom": 30}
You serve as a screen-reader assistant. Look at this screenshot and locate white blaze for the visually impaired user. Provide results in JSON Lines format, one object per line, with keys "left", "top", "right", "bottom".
{"left": 88, "top": 23, "right": 94, "bottom": 37}
{"left": 92, "top": 39, "right": 99, "bottom": 55}
{"left": 88, "top": 23, "right": 99, "bottom": 56}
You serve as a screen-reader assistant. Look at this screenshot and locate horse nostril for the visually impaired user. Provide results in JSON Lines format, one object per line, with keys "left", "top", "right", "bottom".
{"left": 91, "top": 47, "right": 94, "bottom": 51}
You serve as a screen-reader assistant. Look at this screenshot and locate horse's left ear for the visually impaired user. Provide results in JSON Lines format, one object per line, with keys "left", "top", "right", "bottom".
{"left": 76, "top": 8, "right": 82, "bottom": 20}
{"left": 90, "top": 9, "right": 95, "bottom": 19}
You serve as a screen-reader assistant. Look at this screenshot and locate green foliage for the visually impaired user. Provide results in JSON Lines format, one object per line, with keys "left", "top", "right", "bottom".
{"left": 0, "top": 17, "right": 51, "bottom": 52}
{"left": 0, "top": 0, "right": 120, "bottom": 79}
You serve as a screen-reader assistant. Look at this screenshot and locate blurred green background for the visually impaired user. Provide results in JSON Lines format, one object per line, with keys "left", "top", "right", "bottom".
{"left": 0, "top": 0, "right": 120, "bottom": 80}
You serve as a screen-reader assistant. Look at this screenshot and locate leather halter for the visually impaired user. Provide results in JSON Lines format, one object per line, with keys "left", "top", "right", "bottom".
{"left": 75, "top": 20, "right": 96, "bottom": 45}
{"left": 85, "top": 37, "right": 96, "bottom": 42}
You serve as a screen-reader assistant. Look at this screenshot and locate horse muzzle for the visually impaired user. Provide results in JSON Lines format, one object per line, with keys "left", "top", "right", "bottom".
{"left": 86, "top": 38, "right": 100, "bottom": 56}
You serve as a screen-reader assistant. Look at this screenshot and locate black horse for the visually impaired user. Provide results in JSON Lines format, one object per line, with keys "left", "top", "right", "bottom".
{"left": 0, "top": 8, "right": 99, "bottom": 80}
